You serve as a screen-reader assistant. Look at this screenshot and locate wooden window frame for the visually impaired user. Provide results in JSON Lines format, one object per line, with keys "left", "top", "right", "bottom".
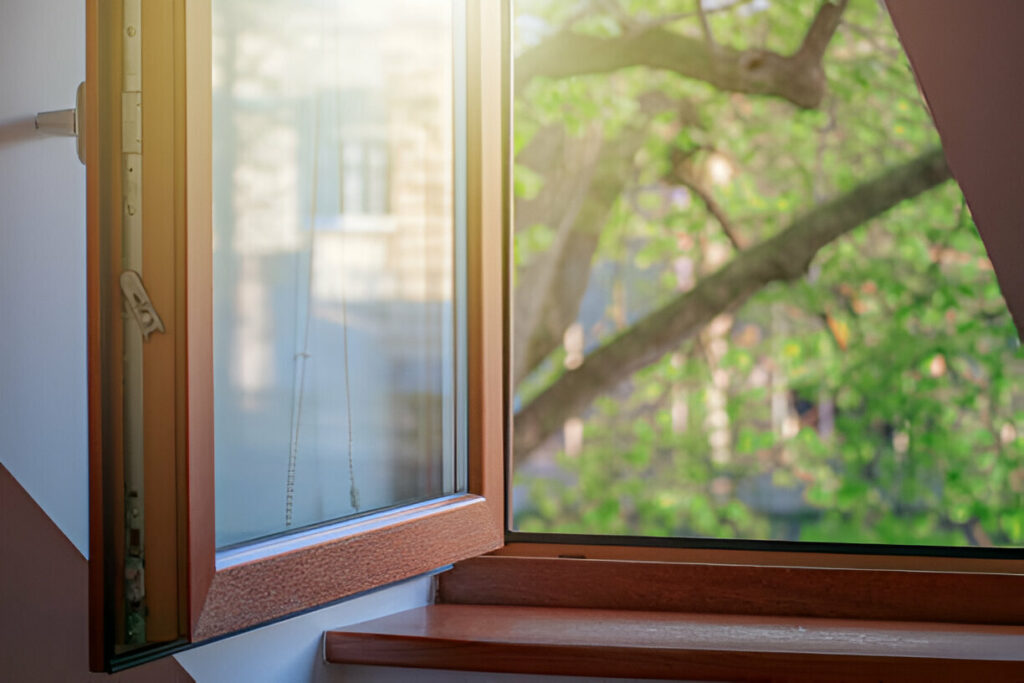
{"left": 86, "top": 0, "right": 1024, "bottom": 676}
{"left": 86, "top": 0, "right": 506, "bottom": 671}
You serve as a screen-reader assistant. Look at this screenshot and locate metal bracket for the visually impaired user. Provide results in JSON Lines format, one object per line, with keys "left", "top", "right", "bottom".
{"left": 120, "top": 270, "right": 166, "bottom": 341}
{"left": 35, "top": 81, "right": 86, "bottom": 165}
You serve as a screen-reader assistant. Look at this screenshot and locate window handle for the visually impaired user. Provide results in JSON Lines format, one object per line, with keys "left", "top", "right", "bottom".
{"left": 35, "top": 81, "right": 86, "bottom": 165}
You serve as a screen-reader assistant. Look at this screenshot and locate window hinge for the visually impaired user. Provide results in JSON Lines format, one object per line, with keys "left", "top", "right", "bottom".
{"left": 124, "top": 490, "right": 146, "bottom": 644}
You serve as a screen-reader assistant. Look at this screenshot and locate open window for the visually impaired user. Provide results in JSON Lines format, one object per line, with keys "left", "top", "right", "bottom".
{"left": 86, "top": 0, "right": 507, "bottom": 670}
{"left": 89, "top": 0, "right": 1024, "bottom": 678}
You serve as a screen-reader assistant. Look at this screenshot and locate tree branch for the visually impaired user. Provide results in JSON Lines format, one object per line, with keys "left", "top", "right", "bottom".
{"left": 668, "top": 156, "right": 746, "bottom": 251}
{"left": 514, "top": 147, "right": 951, "bottom": 459}
{"left": 695, "top": 0, "right": 717, "bottom": 53}
{"left": 516, "top": 1, "right": 850, "bottom": 109}
{"left": 798, "top": 0, "right": 849, "bottom": 64}
{"left": 627, "top": 0, "right": 757, "bottom": 34}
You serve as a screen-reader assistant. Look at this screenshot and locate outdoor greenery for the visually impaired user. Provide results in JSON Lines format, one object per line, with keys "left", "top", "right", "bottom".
{"left": 511, "top": 0, "right": 1024, "bottom": 546}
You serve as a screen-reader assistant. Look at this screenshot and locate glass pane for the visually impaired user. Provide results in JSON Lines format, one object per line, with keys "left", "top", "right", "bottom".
{"left": 511, "top": 1, "right": 1023, "bottom": 547}
{"left": 213, "top": 0, "right": 462, "bottom": 548}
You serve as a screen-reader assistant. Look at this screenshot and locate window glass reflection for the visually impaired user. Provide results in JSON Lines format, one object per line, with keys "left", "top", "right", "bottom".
{"left": 212, "top": 0, "right": 459, "bottom": 548}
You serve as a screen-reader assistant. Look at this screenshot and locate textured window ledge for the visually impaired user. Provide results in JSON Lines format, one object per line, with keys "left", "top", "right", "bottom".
{"left": 325, "top": 603, "right": 1024, "bottom": 680}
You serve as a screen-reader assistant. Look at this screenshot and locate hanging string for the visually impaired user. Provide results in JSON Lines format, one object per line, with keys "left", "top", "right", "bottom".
{"left": 342, "top": 293, "right": 359, "bottom": 511}
{"left": 285, "top": 82, "right": 324, "bottom": 528}
{"left": 333, "top": 6, "right": 360, "bottom": 512}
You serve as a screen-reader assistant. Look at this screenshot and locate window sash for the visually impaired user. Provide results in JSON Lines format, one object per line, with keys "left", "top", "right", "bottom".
{"left": 86, "top": 0, "right": 507, "bottom": 671}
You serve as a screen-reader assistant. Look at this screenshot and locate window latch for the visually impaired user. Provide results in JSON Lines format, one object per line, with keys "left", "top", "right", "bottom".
{"left": 120, "top": 270, "right": 165, "bottom": 341}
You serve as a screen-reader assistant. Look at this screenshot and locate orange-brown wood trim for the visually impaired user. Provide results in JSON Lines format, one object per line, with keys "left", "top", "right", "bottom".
{"left": 466, "top": 0, "right": 507, "bottom": 531}
{"left": 89, "top": 0, "right": 507, "bottom": 657}
{"left": 141, "top": 0, "right": 183, "bottom": 642}
{"left": 192, "top": 496, "right": 498, "bottom": 640}
{"left": 440, "top": 555, "right": 1024, "bottom": 626}
{"left": 85, "top": 0, "right": 103, "bottom": 670}
{"left": 181, "top": 0, "right": 507, "bottom": 643}
{"left": 182, "top": 0, "right": 215, "bottom": 640}
{"left": 324, "top": 604, "right": 1024, "bottom": 681}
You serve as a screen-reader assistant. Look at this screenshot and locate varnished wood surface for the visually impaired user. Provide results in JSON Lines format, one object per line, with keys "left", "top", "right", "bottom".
{"left": 440, "top": 555, "right": 1024, "bottom": 626}
{"left": 183, "top": 0, "right": 216, "bottom": 640}
{"left": 85, "top": 0, "right": 103, "bottom": 669}
{"left": 141, "top": 0, "right": 183, "bottom": 643}
{"left": 192, "top": 496, "right": 499, "bottom": 640}
{"left": 88, "top": 0, "right": 507, "bottom": 653}
{"left": 466, "top": 0, "right": 508, "bottom": 534}
{"left": 188, "top": 0, "right": 508, "bottom": 642}
{"left": 325, "top": 604, "right": 1024, "bottom": 681}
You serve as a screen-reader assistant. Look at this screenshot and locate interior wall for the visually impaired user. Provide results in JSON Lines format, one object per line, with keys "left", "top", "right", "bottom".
{"left": 1, "top": 0, "right": 91, "bottom": 559}
{"left": 0, "top": 464, "right": 193, "bottom": 682}
{"left": 0, "top": 1, "right": 188, "bottom": 679}
{"left": 888, "top": 0, "right": 1024, "bottom": 334}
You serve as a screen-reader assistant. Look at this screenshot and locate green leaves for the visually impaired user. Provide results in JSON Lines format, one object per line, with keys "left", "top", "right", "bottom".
{"left": 512, "top": 0, "right": 1021, "bottom": 549}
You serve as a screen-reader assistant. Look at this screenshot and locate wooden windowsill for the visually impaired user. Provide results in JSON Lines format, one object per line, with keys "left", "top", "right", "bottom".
{"left": 326, "top": 555, "right": 1024, "bottom": 680}
{"left": 439, "top": 556, "right": 1024, "bottom": 625}
{"left": 324, "top": 603, "right": 1024, "bottom": 680}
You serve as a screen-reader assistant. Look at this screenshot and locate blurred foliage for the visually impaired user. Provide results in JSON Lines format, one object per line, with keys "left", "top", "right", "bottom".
{"left": 512, "top": 0, "right": 1023, "bottom": 547}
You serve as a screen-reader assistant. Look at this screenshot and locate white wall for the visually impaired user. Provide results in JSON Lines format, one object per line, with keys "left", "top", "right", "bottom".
{"left": 0, "top": 0, "right": 90, "bottom": 558}
{"left": 176, "top": 576, "right": 433, "bottom": 682}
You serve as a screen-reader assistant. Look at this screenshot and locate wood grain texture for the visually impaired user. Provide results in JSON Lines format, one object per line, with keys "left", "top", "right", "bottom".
{"left": 325, "top": 604, "right": 1024, "bottom": 681}
{"left": 192, "top": 496, "right": 500, "bottom": 640}
{"left": 188, "top": 0, "right": 507, "bottom": 643}
{"left": 439, "top": 556, "right": 1024, "bottom": 626}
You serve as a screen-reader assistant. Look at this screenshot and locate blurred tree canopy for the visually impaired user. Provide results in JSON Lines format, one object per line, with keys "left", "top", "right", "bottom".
{"left": 511, "top": 0, "right": 1024, "bottom": 546}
